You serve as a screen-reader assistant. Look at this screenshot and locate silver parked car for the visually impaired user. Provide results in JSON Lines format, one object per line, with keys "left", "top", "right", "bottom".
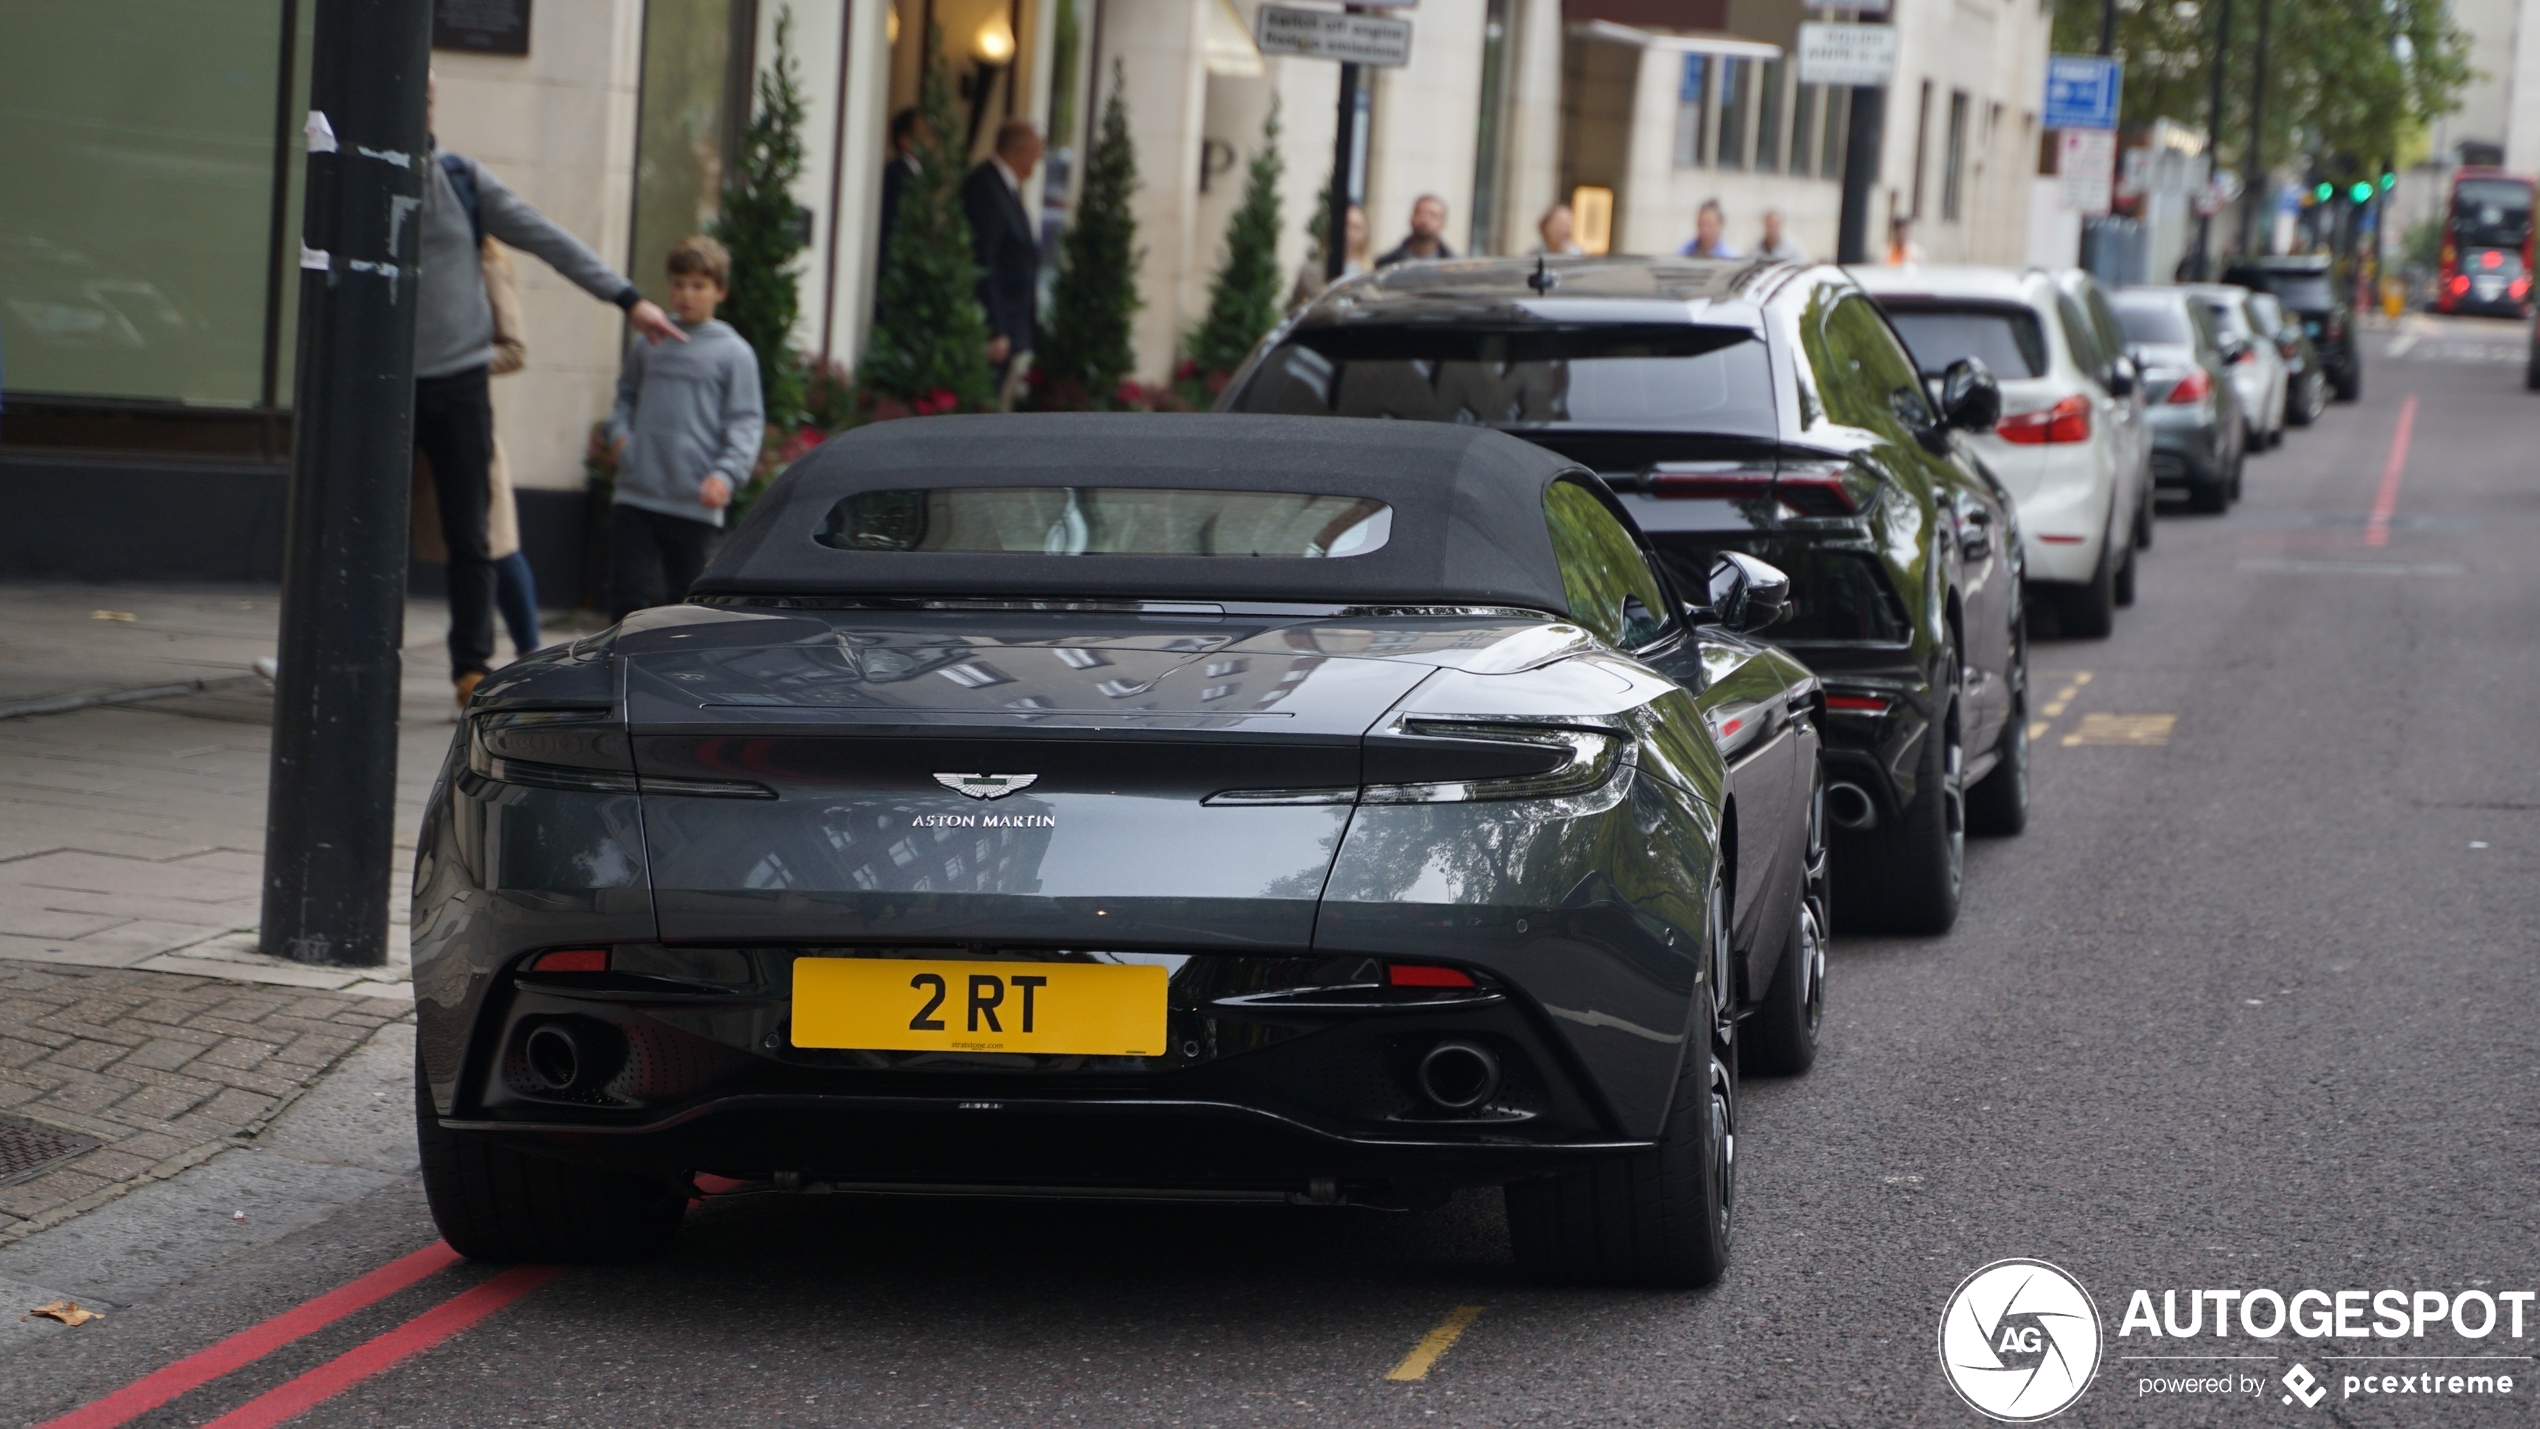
{"left": 2185, "top": 284, "right": 2289, "bottom": 451}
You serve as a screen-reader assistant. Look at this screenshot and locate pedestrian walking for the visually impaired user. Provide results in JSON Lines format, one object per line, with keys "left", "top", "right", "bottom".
{"left": 1290, "top": 203, "right": 1371, "bottom": 307}
{"left": 413, "top": 238, "right": 540, "bottom": 658}
{"left": 1679, "top": 199, "right": 1742, "bottom": 258}
{"left": 1884, "top": 216, "right": 1925, "bottom": 266}
{"left": 1753, "top": 207, "right": 1808, "bottom": 263}
{"left": 1376, "top": 195, "right": 1456, "bottom": 266}
{"left": 604, "top": 236, "right": 765, "bottom": 624}
{"left": 420, "top": 75, "right": 681, "bottom": 708}
{"left": 1533, "top": 202, "right": 1585, "bottom": 256}
{"left": 963, "top": 120, "right": 1043, "bottom": 390}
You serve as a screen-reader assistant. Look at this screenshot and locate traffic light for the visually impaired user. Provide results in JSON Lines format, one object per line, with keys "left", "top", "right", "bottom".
{"left": 2350, "top": 181, "right": 2373, "bottom": 204}
{"left": 2380, "top": 171, "right": 2396, "bottom": 191}
{"left": 2315, "top": 182, "right": 2334, "bottom": 202}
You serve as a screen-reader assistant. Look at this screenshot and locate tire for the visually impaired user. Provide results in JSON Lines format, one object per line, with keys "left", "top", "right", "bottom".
{"left": 2112, "top": 530, "right": 2138, "bottom": 608}
{"left": 2289, "top": 372, "right": 2323, "bottom": 425}
{"left": 1506, "top": 880, "right": 1735, "bottom": 1288}
{"left": 1966, "top": 693, "right": 2029, "bottom": 837}
{"left": 2134, "top": 485, "right": 2155, "bottom": 549}
{"left": 1744, "top": 764, "right": 1829, "bottom": 1077}
{"left": 2059, "top": 532, "right": 2117, "bottom": 639}
{"left": 1833, "top": 672, "right": 1964, "bottom": 936}
{"left": 2333, "top": 366, "right": 2361, "bottom": 403}
{"left": 2527, "top": 349, "right": 2540, "bottom": 391}
{"left": 416, "top": 1061, "right": 687, "bottom": 1263}
{"left": 2188, "top": 464, "right": 2229, "bottom": 514}
{"left": 2227, "top": 444, "right": 2246, "bottom": 502}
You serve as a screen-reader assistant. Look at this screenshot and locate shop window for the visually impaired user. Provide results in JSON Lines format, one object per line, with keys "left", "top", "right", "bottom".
{"left": 1820, "top": 87, "right": 1849, "bottom": 182}
{"left": 1715, "top": 59, "right": 1748, "bottom": 171}
{"left": 1674, "top": 55, "right": 1708, "bottom": 168}
{"left": 1789, "top": 82, "right": 1817, "bottom": 179}
{"left": 1755, "top": 60, "right": 1784, "bottom": 174}
{"left": 0, "top": 0, "right": 299, "bottom": 407}
{"left": 630, "top": 0, "right": 755, "bottom": 309}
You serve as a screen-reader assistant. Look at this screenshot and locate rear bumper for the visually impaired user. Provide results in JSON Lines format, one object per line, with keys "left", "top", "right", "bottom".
{"left": 2146, "top": 418, "right": 2228, "bottom": 488}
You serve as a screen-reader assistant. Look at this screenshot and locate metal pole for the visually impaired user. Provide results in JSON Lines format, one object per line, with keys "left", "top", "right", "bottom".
{"left": 1326, "top": 59, "right": 1362, "bottom": 282}
{"left": 2194, "top": 0, "right": 2232, "bottom": 279}
{"left": 1834, "top": 11, "right": 1893, "bottom": 265}
{"left": 259, "top": 0, "right": 431, "bottom": 969}
{"left": 2099, "top": 0, "right": 2117, "bottom": 55}
{"left": 2240, "top": 0, "right": 2271, "bottom": 256}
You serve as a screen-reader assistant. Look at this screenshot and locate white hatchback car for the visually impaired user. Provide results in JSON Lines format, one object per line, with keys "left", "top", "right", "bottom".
{"left": 2185, "top": 283, "right": 2289, "bottom": 450}
{"left": 1857, "top": 266, "right": 2151, "bottom": 638}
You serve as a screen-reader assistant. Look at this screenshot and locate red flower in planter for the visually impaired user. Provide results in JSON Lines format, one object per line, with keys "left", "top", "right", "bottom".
{"left": 777, "top": 426, "right": 826, "bottom": 464}
{"left": 911, "top": 388, "right": 960, "bottom": 417}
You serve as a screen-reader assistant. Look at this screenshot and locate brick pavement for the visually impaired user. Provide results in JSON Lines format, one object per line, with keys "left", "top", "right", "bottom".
{"left": 0, "top": 962, "right": 402, "bottom": 1244}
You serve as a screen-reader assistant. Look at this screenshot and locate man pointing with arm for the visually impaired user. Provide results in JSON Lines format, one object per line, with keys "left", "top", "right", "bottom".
{"left": 418, "top": 75, "right": 684, "bottom": 709}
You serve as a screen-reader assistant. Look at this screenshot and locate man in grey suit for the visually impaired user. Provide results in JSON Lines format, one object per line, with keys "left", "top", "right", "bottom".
{"left": 962, "top": 121, "right": 1043, "bottom": 380}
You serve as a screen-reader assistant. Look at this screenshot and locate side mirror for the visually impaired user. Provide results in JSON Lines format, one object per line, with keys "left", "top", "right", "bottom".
{"left": 1697, "top": 551, "right": 1792, "bottom": 633}
{"left": 1939, "top": 356, "right": 2001, "bottom": 433}
{"left": 2219, "top": 334, "right": 2252, "bottom": 364}
{"left": 2104, "top": 355, "right": 2137, "bottom": 397}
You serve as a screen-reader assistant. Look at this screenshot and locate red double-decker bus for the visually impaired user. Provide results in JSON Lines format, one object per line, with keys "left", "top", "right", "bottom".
{"left": 2437, "top": 167, "right": 2536, "bottom": 317}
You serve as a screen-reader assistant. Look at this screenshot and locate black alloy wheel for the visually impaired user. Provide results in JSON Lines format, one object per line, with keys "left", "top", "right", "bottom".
{"left": 1506, "top": 877, "right": 1735, "bottom": 1287}
{"left": 416, "top": 1055, "right": 687, "bottom": 1263}
{"left": 1834, "top": 659, "right": 1965, "bottom": 935}
{"left": 1746, "top": 760, "right": 1830, "bottom": 1076}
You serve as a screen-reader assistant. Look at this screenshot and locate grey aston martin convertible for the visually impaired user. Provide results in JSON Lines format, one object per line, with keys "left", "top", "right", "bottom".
{"left": 411, "top": 414, "right": 1824, "bottom": 1287}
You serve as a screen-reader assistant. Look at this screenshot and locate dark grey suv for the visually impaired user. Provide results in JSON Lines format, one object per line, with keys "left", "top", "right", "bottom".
{"left": 2111, "top": 288, "right": 2248, "bottom": 514}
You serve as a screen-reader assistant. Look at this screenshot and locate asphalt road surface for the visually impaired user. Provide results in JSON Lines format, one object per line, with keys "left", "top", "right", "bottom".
{"left": 7, "top": 314, "right": 2536, "bottom": 1428}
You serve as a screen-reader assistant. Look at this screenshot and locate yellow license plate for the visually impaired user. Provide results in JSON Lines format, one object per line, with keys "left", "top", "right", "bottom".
{"left": 790, "top": 958, "right": 1169, "bottom": 1056}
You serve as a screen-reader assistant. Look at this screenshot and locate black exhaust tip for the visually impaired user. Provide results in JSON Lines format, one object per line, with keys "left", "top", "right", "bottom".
{"left": 1417, "top": 1040, "right": 1501, "bottom": 1111}
{"left": 1825, "top": 782, "right": 1878, "bottom": 832}
{"left": 524, "top": 1020, "right": 619, "bottom": 1093}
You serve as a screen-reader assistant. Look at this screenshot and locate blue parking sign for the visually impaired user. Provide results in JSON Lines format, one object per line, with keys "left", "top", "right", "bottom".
{"left": 2043, "top": 55, "right": 2122, "bottom": 129}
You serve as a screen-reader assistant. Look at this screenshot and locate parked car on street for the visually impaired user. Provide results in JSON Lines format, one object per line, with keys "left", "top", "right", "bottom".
{"left": 414, "top": 414, "right": 1830, "bottom": 1289}
{"left": 1856, "top": 264, "right": 2151, "bottom": 639}
{"left": 1226, "top": 257, "right": 2032, "bottom": 936}
{"left": 2247, "top": 291, "right": 2327, "bottom": 426}
{"left": 2186, "top": 284, "right": 2289, "bottom": 450}
{"left": 2221, "top": 256, "right": 2361, "bottom": 401}
{"left": 2111, "top": 287, "right": 2248, "bottom": 514}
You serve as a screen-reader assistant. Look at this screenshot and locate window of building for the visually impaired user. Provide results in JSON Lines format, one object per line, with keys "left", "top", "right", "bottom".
{"left": 1755, "top": 60, "right": 1785, "bottom": 173}
{"left": 1789, "top": 83, "right": 1818, "bottom": 179}
{"left": 630, "top": 0, "right": 756, "bottom": 311}
{"left": 0, "top": 0, "right": 307, "bottom": 409}
{"left": 1715, "top": 58, "right": 1748, "bottom": 170}
{"left": 1820, "top": 87, "right": 1849, "bottom": 182}
{"left": 1941, "top": 89, "right": 1970, "bottom": 222}
{"left": 1468, "top": 0, "right": 1518, "bottom": 253}
{"left": 1675, "top": 54, "right": 1709, "bottom": 167}
{"left": 1910, "top": 80, "right": 1933, "bottom": 218}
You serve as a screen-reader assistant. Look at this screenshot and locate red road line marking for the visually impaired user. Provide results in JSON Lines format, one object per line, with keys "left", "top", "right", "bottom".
{"left": 2364, "top": 394, "right": 2418, "bottom": 547}
{"left": 197, "top": 1264, "right": 565, "bottom": 1429}
{"left": 36, "top": 1242, "right": 462, "bottom": 1429}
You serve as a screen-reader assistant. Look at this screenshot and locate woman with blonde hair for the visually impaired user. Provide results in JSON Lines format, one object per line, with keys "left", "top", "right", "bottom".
{"left": 1289, "top": 202, "right": 1372, "bottom": 307}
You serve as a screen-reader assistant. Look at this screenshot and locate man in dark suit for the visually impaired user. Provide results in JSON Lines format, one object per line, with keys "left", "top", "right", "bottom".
{"left": 872, "top": 108, "right": 922, "bottom": 325}
{"left": 962, "top": 120, "right": 1043, "bottom": 377}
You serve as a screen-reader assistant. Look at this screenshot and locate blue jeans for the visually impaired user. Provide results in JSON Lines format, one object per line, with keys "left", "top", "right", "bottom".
{"left": 494, "top": 550, "right": 541, "bottom": 656}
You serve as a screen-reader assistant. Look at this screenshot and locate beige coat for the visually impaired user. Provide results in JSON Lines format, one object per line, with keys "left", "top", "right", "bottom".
{"left": 413, "top": 239, "right": 527, "bottom": 562}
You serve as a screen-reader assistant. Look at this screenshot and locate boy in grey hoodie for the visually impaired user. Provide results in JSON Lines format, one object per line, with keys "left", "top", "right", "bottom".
{"left": 605, "top": 236, "right": 766, "bottom": 621}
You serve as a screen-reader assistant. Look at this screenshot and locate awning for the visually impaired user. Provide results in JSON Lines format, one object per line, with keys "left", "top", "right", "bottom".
{"left": 1206, "top": 0, "right": 1266, "bottom": 77}
{"left": 1568, "top": 18, "right": 1781, "bottom": 60}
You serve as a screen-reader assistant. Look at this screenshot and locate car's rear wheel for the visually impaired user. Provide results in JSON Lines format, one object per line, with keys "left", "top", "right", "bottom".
{"left": 2112, "top": 527, "right": 2138, "bottom": 607}
{"left": 2527, "top": 345, "right": 2540, "bottom": 391}
{"left": 1835, "top": 674, "right": 1964, "bottom": 936}
{"left": 1745, "top": 767, "right": 1828, "bottom": 1077}
{"left": 2333, "top": 366, "right": 2360, "bottom": 403}
{"left": 416, "top": 1062, "right": 686, "bottom": 1264}
{"left": 2134, "top": 487, "right": 2155, "bottom": 548}
{"left": 2290, "top": 371, "right": 2324, "bottom": 424}
{"left": 1506, "top": 881, "right": 1735, "bottom": 1288}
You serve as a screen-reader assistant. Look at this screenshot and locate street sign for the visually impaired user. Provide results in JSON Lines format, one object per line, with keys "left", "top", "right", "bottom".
{"left": 2043, "top": 54, "right": 2122, "bottom": 130}
{"left": 1256, "top": 5, "right": 1414, "bottom": 67}
{"left": 2059, "top": 129, "right": 2116, "bottom": 217}
{"left": 1795, "top": 23, "right": 1897, "bottom": 88}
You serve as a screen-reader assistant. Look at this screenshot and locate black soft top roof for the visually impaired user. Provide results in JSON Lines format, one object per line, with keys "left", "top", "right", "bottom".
{"left": 694, "top": 412, "right": 1590, "bottom": 613}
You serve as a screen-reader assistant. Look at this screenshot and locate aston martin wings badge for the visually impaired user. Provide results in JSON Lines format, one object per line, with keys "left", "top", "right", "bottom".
{"left": 934, "top": 773, "right": 1040, "bottom": 800}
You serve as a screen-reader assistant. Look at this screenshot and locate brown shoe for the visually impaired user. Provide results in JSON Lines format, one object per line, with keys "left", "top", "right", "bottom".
{"left": 454, "top": 670, "right": 485, "bottom": 712}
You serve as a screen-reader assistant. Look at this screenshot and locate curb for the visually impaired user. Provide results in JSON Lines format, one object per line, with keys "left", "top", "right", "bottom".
{"left": 0, "top": 674, "right": 260, "bottom": 723}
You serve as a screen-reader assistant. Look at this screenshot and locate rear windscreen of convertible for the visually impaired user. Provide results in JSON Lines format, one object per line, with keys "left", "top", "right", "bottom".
{"left": 818, "top": 487, "right": 1394, "bottom": 557}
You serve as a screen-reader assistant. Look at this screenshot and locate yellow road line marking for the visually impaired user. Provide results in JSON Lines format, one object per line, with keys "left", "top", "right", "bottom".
{"left": 1386, "top": 1304, "right": 1488, "bottom": 1381}
{"left": 2072, "top": 671, "right": 2093, "bottom": 685}
{"left": 2028, "top": 720, "right": 2050, "bottom": 741}
{"left": 2041, "top": 701, "right": 2068, "bottom": 717}
{"left": 2060, "top": 713, "right": 2176, "bottom": 747}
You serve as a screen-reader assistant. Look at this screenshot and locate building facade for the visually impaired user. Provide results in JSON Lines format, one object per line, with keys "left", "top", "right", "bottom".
{"left": 0, "top": 0, "right": 2051, "bottom": 589}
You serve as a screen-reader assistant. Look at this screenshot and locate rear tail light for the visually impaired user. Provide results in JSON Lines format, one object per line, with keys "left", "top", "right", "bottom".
{"left": 1823, "top": 693, "right": 1892, "bottom": 715}
{"left": 1645, "top": 464, "right": 1881, "bottom": 516}
{"left": 2165, "top": 368, "right": 2212, "bottom": 405}
{"left": 1996, "top": 394, "right": 2092, "bottom": 445}
{"left": 2449, "top": 274, "right": 2471, "bottom": 295}
{"left": 2481, "top": 250, "right": 2503, "bottom": 269}
{"left": 2516, "top": 277, "right": 2532, "bottom": 299}
{"left": 529, "top": 948, "right": 611, "bottom": 973}
{"left": 2229, "top": 346, "right": 2255, "bottom": 365}
{"left": 1388, "top": 963, "right": 1478, "bottom": 988}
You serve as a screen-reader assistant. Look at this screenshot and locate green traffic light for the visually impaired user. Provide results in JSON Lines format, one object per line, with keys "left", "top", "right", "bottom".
{"left": 2350, "top": 181, "right": 2373, "bottom": 203}
{"left": 2315, "top": 182, "right": 2334, "bottom": 202}
{"left": 2380, "top": 172, "right": 2396, "bottom": 191}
